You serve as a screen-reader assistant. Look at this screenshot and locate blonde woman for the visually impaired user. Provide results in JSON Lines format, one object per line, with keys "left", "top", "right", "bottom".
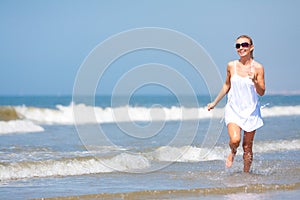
{"left": 207, "top": 35, "right": 265, "bottom": 172}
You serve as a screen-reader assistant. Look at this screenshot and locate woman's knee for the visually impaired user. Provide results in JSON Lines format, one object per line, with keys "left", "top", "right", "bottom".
{"left": 228, "top": 123, "right": 241, "bottom": 145}
{"left": 243, "top": 144, "right": 253, "bottom": 152}
{"left": 230, "top": 136, "right": 241, "bottom": 145}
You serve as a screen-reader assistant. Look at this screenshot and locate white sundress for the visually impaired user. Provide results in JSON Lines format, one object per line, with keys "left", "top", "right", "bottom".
{"left": 225, "top": 60, "right": 263, "bottom": 132}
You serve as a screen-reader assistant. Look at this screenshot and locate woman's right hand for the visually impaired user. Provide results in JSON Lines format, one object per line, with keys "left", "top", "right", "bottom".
{"left": 207, "top": 102, "right": 216, "bottom": 111}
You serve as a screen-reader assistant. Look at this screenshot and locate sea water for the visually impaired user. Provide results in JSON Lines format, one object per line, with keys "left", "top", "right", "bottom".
{"left": 0, "top": 95, "right": 299, "bottom": 199}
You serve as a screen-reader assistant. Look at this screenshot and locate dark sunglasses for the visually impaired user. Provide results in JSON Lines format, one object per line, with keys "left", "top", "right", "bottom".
{"left": 235, "top": 42, "right": 250, "bottom": 49}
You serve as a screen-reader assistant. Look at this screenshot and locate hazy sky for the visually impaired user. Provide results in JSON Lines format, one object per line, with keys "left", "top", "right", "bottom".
{"left": 0, "top": 0, "right": 299, "bottom": 95}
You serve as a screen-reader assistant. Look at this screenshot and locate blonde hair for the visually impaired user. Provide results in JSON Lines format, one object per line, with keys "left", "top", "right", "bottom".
{"left": 236, "top": 35, "right": 254, "bottom": 59}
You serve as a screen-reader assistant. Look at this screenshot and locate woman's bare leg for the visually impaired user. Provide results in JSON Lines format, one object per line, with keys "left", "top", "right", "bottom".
{"left": 226, "top": 123, "right": 241, "bottom": 168}
{"left": 243, "top": 130, "right": 256, "bottom": 172}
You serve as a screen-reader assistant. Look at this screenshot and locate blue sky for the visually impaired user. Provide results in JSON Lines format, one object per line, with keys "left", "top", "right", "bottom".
{"left": 0, "top": 0, "right": 299, "bottom": 95}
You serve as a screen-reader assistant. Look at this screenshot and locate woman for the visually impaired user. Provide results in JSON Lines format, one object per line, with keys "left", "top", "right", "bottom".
{"left": 207, "top": 35, "right": 265, "bottom": 173}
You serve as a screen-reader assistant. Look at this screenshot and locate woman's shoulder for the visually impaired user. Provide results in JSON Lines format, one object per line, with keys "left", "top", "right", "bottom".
{"left": 253, "top": 60, "right": 264, "bottom": 69}
{"left": 227, "top": 60, "right": 236, "bottom": 69}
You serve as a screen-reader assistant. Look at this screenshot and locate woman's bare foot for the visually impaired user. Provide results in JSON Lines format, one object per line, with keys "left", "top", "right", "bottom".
{"left": 226, "top": 152, "right": 235, "bottom": 168}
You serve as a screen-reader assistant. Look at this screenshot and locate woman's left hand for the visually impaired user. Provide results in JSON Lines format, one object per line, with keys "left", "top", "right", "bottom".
{"left": 248, "top": 68, "right": 257, "bottom": 82}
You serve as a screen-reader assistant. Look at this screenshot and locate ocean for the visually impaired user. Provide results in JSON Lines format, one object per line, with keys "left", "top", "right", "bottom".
{"left": 0, "top": 95, "right": 299, "bottom": 199}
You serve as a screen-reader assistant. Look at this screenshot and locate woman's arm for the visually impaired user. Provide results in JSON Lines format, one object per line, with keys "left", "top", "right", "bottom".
{"left": 207, "top": 63, "right": 232, "bottom": 111}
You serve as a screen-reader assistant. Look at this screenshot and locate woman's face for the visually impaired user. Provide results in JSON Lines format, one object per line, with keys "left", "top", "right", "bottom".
{"left": 235, "top": 37, "right": 253, "bottom": 58}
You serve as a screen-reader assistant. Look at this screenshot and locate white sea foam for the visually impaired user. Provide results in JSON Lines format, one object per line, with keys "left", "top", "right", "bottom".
{"left": 1, "top": 139, "right": 299, "bottom": 180}
{"left": 1, "top": 104, "right": 299, "bottom": 134}
{"left": 261, "top": 105, "right": 300, "bottom": 117}
{"left": 151, "top": 139, "right": 300, "bottom": 162}
{"left": 0, "top": 153, "right": 150, "bottom": 181}
{"left": 14, "top": 103, "right": 215, "bottom": 124}
{"left": 152, "top": 146, "right": 225, "bottom": 162}
{"left": 13, "top": 104, "right": 300, "bottom": 125}
{"left": 0, "top": 120, "right": 44, "bottom": 134}
{"left": 254, "top": 139, "right": 300, "bottom": 153}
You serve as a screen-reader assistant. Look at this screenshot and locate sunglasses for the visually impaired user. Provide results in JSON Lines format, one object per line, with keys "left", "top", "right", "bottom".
{"left": 235, "top": 42, "right": 250, "bottom": 49}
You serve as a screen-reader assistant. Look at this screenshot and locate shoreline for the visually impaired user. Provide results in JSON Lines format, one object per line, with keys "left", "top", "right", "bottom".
{"left": 35, "top": 182, "right": 300, "bottom": 200}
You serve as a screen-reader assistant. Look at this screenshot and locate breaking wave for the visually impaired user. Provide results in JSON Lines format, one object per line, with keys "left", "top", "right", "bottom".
{"left": 0, "top": 103, "right": 300, "bottom": 134}
{"left": 1, "top": 139, "right": 299, "bottom": 181}
{"left": 0, "top": 153, "right": 149, "bottom": 181}
{"left": 0, "top": 120, "right": 44, "bottom": 134}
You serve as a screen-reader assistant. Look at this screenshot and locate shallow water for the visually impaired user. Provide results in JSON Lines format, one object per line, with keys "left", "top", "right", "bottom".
{"left": 0, "top": 95, "right": 299, "bottom": 199}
